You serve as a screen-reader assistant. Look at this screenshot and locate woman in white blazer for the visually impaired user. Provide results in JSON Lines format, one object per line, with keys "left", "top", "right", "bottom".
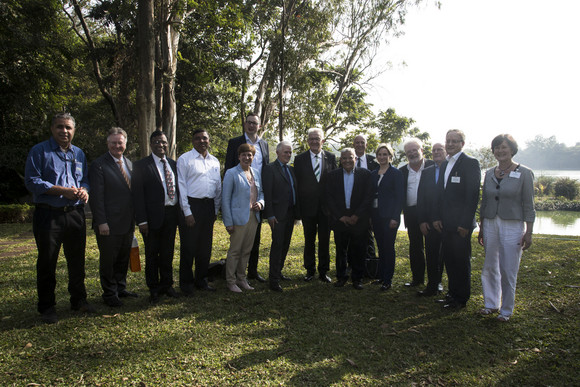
{"left": 222, "top": 144, "right": 265, "bottom": 293}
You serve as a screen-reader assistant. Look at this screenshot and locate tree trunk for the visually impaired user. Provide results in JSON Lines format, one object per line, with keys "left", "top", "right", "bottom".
{"left": 137, "top": 0, "right": 156, "bottom": 158}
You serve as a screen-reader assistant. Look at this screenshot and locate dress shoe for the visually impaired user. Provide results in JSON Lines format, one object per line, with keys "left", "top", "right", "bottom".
{"left": 319, "top": 274, "right": 332, "bottom": 283}
{"left": 280, "top": 274, "right": 291, "bottom": 281}
{"left": 149, "top": 293, "right": 160, "bottom": 304}
{"left": 118, "top": 290, "right": 139, "bottom": 298}
{"left": 404, "top": 281, "right": 423, "bottom": 287}
{"left": 248, "top": 273, "right": 266, "bottom": 283}
{"left": 443, "top": 301, "right": 466, "bottom": 310}
{"left": 164, "top": 287, "right": 180, "bottom": 298}
{"left": 371, "top": 279, "right": 383, "bottom": 285}
{"left": 417, "top": 288, "right": 438, "bottom": 297}
{"left": 41, "top": 307, "right": 58, "bottom": 324}
{"left": 304, "top": 274, "right": 315, "bottom": 282}
{"left": 380, "top": 283, "right": 392, "bottom": 291}
{"left": 270, "top": 283, "right": 283, "bottom": 292}
{"left": 198, "top": 284, "right": 217, "bottom": 292}
{"left": 353, "top": 281, "right": 364, "bottom": 290}
{"left": 104, "top": 297, "right": 123, "bottom": 307}
{"left": 435, "top": 295, "right": 454, "bottom": 304}
{"left": 334, "top": 279, "right": 347, "bottom": 288}
{"left": 72, "top": 300, "right": 97, "bottom": 314}
{"left": 236, "top": 280, "right": 254, "bottom": 290}
{"left": 227, "top": 283, "right": 243, "bottom": 293}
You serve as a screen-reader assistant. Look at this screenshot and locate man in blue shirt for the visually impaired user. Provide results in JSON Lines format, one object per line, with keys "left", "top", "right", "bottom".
{"left": 25, "top": 113, "right": 96, "bottom": 324}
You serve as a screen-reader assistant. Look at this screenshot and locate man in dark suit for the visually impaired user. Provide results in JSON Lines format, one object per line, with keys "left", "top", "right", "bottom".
{"left": 433, "top": 130, "right": 481, "bottom": 309}
{"left": 89, "top": 127, "right": 137, "bottom": 307}
{"left": 294, "top": 128, "right": 336, "bottom": 283}
{"left": 416, "top": 142, "right": 447, "bottom": 296}
{"left": 262, "top": 140, "right": 300, "bottom": 292}
{"left": 326, "top": 148, "right": 373, "bottom": 290}
{"left": 132, "top": 131, "right": 180, "bottom": 303}
{"left": 400, "top": 139, "right": 435, "bottom": 288}
{"left": 224, "top": 112, "right": 270, "bottom": 283}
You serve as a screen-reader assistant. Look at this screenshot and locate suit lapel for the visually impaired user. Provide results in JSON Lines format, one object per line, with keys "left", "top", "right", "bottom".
{"left": 147, "top": 155, "right": 163, "bottom": 186}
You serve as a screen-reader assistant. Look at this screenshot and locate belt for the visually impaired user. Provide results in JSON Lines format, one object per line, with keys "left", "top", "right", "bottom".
{"left": 187, "top": 197, "right": 214, "bottom": 202}
{"left": 35, "top": 203, "right": 84, "bottom": 213}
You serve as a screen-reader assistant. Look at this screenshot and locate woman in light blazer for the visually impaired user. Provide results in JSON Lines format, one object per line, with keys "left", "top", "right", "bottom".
{"left": 371, "top": 143, "right": 404, "bottom": 291}
{"left": 222, "top": 144, "right": 265, "bottom": 293}
{"left": 478, "top": 134, "right": 535, "bottom": 321}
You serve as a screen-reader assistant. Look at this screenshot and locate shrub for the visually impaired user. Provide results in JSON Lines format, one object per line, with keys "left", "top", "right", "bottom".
{"left": 0, "top": 204, "right": 33, "bottom": 223}
{"left": 553, "top": 177, "right": 579, "bottom": 200}
{"left": 534, "top": 175, "right": 556, "bottom": 196}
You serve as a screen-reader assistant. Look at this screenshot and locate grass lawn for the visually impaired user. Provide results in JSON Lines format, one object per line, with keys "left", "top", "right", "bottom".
{"left": 0, "top": 222, "right": 578, "bottom": 386}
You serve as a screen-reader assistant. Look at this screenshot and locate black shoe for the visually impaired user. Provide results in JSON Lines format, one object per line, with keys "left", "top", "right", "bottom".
{"left": 371, "top": 279, "right": 383, "bottom": 285}
{"left": 118, "top": 290, "right": 139, "bottom": 298}
{"left": 443, "top": 301, "right": 466, "bottom": 310}
{"left": 72, "top": 300, "right": 97, "bottom": 314}
{"left": 319, "top": 274, "right": 332, "bottom": 283}
{"left": 149, "top": 293, "right": 160, "bottom": 304}
{"left": 41, "top": 307, "right": 58, "bottom": 324}
{"left": 380, "top": 283, "right": 392, "bottom": 291}
{"left": 104, "top": 297, "right": 123, "bottom": 307}
{"left": 417, "top": 288, "right": 438, "bottom": 297}
{"left": 404, "top": 281, "right": 423, "bottom": 287}
{"left": 164, "top": 287, "right": 180, "bottom": 298}
{"left": 353, "top": 282, "right": 364, "bottom": 290}
{"left": 304, "top": 274, "right": 315, "bottom": 282}
{"left": 270, "top": 283, "right": 283, "bottom": 292}
{"left": 198, "top": 284, "right": 216, "bottom": 292}
{"left": 435, "top": 295, "right": 454, "bottom": 304}
{"left": 280, "top": 274, "right": 291, "bottom": 281}
{"left": 334, "top": 279, "right": 347, "bottom": 288}
{"left": 248, "top": 273, "right": 266, "bottom": 283}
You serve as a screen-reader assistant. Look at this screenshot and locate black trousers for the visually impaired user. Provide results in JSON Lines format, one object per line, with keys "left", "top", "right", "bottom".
{"left": 334, "top": 223, "right": 366, "bottom": 283}
{"left": 405, "top": 206, "right": 426, "bottom": 284}
{"left": 179, "top": 197, "right": 216, "bottom": 291}
{"left": 96, "top": 231, "right": 132, "bottom": 301}
{"left": 143, "top": 205, "right": 178, "bottom": 295}
{"left": 424, "top": 229, "right": 444, "bottom": 290}
{"left": 441, "top": 229, "right": 472, "bottom": 304}
{"left": 301, "top": 207, "right": 331, "bottom": 276}
{"left": 33, "top": 206, "right": 87, "bottom": 313}
{"left": 268, "top": 207, "right": 295, "bottom": 284}
{"left": 246, "top": 220, "right": 262, "bottom": 276}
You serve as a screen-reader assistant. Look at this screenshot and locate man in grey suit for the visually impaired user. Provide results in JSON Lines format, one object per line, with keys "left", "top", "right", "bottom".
{"left": 89, "top": 127, "right": 137, "bottom": 307}
{"left": 294, "top": 128, "right": 336, "bottom": 283}
{"left": 262, "top": 141, "right": 300, "bottom": 292}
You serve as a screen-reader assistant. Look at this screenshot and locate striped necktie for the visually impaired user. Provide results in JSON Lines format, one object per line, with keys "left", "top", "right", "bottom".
{"left": 161, "top": 158, "right": 175, "bottom": 200}
{"left": 117, "top": 160, "right": 130, "bottom": 188}
{"left": 314, "top": 154, "right": 320, "bottom": 182}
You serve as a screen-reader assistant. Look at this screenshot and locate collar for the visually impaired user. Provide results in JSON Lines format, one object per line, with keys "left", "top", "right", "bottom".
{"left": 310, "top": 150, "right": 322, "bottom": 159}
{"left": 109, "top": 152, "right": 123, "bottom": 163}
{"left": 447, "top": 151, "right": 462, "bottom": 162}
{"left": 151, "top": 153, "right": 165, "bottom": 164}
{"left": 244, "top": 133, "right": 260, "bottom": 144}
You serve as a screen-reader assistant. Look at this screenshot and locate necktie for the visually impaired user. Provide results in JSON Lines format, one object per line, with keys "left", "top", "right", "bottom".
{"left": 283, "top": 164, "right": 295, "bottom": 205}
{"left": 117, "top": 160, "right": 130, "bottom": 188}
{"left": 161, "top": 158, "right": 175, "bottom": 200}
{"left": 314, "top": 154, "right": 320, "bottom": 182}
{"left": 357, "top": 157, "right": 361, "bottom": 168}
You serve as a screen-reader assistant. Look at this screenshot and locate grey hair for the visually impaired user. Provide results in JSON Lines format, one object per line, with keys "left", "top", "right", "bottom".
{"left": 276, "top": 140, "right": 293, "bottom": 151}
{"left": 107, "top": 127, "right": 128, "bottom": 143}
{"left": 52, "top": 113, "right": 76, "bottom": 128}
{"left": 341, "top": 147, "right": 356, "bottom": 156}
{"left": 403, "top": 138, "right": 423, "bottom": 150}
{"left": 307, "top": 128, "right": 324, "bottom": 139}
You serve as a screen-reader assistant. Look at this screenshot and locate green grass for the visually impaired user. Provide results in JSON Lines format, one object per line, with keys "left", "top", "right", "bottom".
{"left": 0, "top": 222, "right": 578, "bottom": 386}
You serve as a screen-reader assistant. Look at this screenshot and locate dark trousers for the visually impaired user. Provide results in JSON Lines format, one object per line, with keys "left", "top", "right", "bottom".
{"left": 441, "top": 229, "right": 472, "bottom": 304}
{"left": 143, "top": 205, "right": 178, "bottom": 295}
{"left": 373, "top": 215, "right": 399, "bottom": 285}
{"left": 425, "top": 229, "right": 444, "bottom": 290}
{"left": 246, "top": 220, "right": 262, "bottom": 276}
{"left": 179, "top": 197, "right": 216, "bottom": 291}
{"left": 301, "top": 207, "right": 331, "bottom": 276}
{"left": 268, "top": 208, "right": 295, "bottom": 284}
{"left": 334, "top": 223, "right": 366, "bottom": 283}
{"left": 33, "top": 206, "right": 87, "bottom": 313}
{"left": 405, "top": 206, "right": 426, "bottom": 284}
{"left": 96, "top": 231, "right": 132, "bottom": 301}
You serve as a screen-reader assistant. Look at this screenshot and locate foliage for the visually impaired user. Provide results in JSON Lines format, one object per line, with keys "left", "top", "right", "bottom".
{"left": 0, "top": 222, "right": 578, "bottom": 385}
{"left": 0, "top": 204, "right": 33, "bottom": 223}
{"left": 534, "top": 198, "right": 580, "bottom": 212}
{"left": 468, "top": 146, "right": 495, "bottom": 171}
{"left": 534, "top": 175, "right": 556, "bottom": 197}
{"left": 553, "top": 177, "right": 579, "bottom": 200}
{"left": 518, "top": 135, "right": 580, "bottom": 170}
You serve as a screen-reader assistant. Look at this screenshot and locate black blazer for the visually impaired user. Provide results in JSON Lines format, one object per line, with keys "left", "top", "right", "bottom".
{"left": 132, "top": 154, "right": 179, "bottom": 230}
{"left": 434, "top": 153, "right": 481, "bottom": 231}
{"left": 325, "top": 167, "right": 373, "bottom": 231}
{"left": 262, "top": 160, "right": 300, "bottom": 221}
{"left": 89, "top": 153, "right": 134, "bottom": 235}
{"left": 293, "top": 150, "right": 337, "bottom": 217}
{"left": 416, "top": 164, "right": 439, "bottom": 224}
{"left": 366, "top": 154, "right": 379, "bottom": 171}
{"left": 371, "top": 166, "right": 404, "bottom": 222}
{"left": 224, "top": 134, "right": 269, "bottom": 171}
{"left": 400, "top": 159, "right": 435, "bottom": 224}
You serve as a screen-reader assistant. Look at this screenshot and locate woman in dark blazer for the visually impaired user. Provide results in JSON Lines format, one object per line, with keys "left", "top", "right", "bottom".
{"left": 371, "top": 144, "right": 404, "bottom": 290}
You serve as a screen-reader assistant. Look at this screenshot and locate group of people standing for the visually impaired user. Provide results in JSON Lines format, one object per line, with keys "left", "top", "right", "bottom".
{"left": 25, "top": 112, "right": 534, "bottom": 325}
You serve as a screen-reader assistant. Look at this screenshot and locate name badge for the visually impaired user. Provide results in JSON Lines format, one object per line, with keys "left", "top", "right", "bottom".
{"left": 509, "top": 171, "right": 521, "bottom": 178}
{"left": 451, "top": 176, "right": 461, "bottom": 183}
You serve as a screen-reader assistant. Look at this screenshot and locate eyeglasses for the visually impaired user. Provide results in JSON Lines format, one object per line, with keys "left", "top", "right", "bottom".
{"left": 246, "top": 121, "right": 260, "bottom": 126}
{"left": 446, "top": 139, "right": 462, "bottom": 144}
{"left": 152, "top": 140, "right": 168, "bottom": 145}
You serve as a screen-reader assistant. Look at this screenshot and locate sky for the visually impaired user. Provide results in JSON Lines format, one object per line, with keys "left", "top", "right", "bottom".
{"left": 367, "top": 0, "right": 580, "bottom": 150}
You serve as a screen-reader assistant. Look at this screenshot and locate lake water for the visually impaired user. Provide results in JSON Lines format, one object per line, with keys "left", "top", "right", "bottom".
{"left": 534, "top": 170, "right": 580, "bottom": 181}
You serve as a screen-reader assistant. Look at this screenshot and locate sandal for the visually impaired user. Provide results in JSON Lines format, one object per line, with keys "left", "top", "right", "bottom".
{"left": 479, "top": 308, "right": 499, "bottom": 315}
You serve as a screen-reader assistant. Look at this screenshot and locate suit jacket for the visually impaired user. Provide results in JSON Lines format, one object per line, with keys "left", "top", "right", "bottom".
{"left": 222, "top": 165, "right": 265, "bottom": 227}
{"left": 400, "top": 159, "right": 435, "bottom": 225}
{"left": 89, "top": 153, "right": 134, "bottom": 235}
{"left": 371, "top": 166, "right": 404, "bottom": 222}
{"left": 366, "top": 154, "right": 380, "bottom": 171}
{"left": 434, "top": 153, "right": 481, "bottom": 231}
{"left": 325, "top": 167, "right": 373, "bottom": 231}
{"left": 416, "top": 164, "right": 440, "bottom": 224}
{"left": 293, "top": 150, "right": 337, "bottom": 217}
{"left": 224, "top": 134, "right": 270, "bottom": 171}
{"left": 132, "top": 154, "right": 178, "bottom": 230}
{"left": 262, "top": 160, "right": 300, "bottom": 221}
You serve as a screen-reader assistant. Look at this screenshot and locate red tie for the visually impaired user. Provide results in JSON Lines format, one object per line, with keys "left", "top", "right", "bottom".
{"left": 117, "top": 160, "right": 130, "bottom": 188}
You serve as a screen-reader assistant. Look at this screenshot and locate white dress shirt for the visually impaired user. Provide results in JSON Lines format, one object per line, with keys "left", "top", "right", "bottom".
{"left": 406, "top": 159, "right": 425, "bottom": 206}
{"left": 245, "top": 134, "right": 263, "bottom": 171}
{"left": 444, "top": 151, "right": 463, "bottom": 189}
{"left": 151, "top": 153, "right": 178, "bottom": 206}
{"left": 177, "top": 148, "right": 222, "bottom": 216}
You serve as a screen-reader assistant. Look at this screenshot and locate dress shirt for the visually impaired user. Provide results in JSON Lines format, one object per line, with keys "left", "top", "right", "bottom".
{"left": 110, "top": 153, "right": 131, "bottom": 180}
{"left": 245, "top": 134, "right": 264, "bottom": 171}
{"left": 152, "top": 153, "right": 178, "bottom": 206}
{"left": 444, "top": 151, "right": 462, "bottom": 189}
{"left": 24, "top": 137, "right": 89, "bottom": 207}
{"left": 278, "top": 160, "right": 296, "bottom": 205}
{"left": 356, "top": 154, "right": 368, "bottom": 169}
{"left": 435, "top": 164, "right": 441, "bottom": 183}
{"left": 406, "top": 159, "right": 425, "bottom": 206}
{"left": 310, "top": 150, "right": 322, "bottom": 173}
{"left": 177, "top": 148, "right": 222, "bottom": 216}
{"left": 343, "top": 168, "right": 355, "bottom": 209}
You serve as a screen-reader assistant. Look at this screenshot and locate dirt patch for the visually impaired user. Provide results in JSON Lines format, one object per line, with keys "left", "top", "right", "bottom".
{"left": 0, "top": 231, "right": 35, "bottom": 259}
